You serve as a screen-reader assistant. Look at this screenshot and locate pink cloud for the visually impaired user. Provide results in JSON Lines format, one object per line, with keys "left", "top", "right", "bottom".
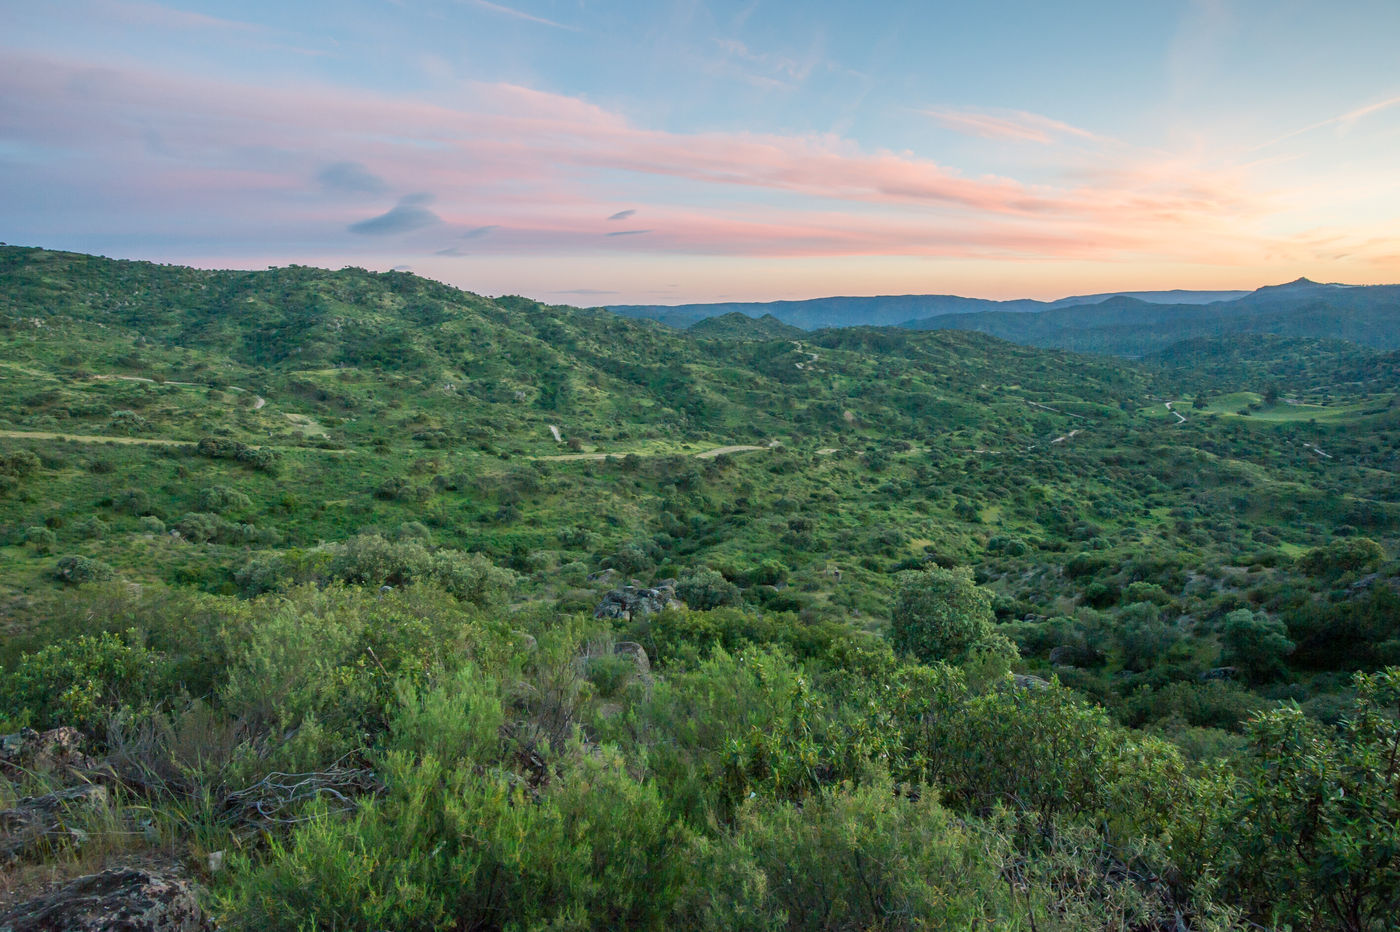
{"left": 2, "top": 50, "right": 1394, "bottom": 275}
{"left": 920, "top": 107, "right": 1109, "bottom": 146}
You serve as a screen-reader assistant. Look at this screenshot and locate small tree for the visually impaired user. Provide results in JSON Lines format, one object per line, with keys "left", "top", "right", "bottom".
{"left": 891, "top": 566, "right": 994, "bottom": 663}
{"left": 676, "top": 568, "right": 742, "bottom": 611}
{"left": 1221, "top": 608, "right": 1293, "bottom": 683}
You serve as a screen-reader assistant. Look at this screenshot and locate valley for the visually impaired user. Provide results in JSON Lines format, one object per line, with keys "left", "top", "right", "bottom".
{"left": 1, "top": 246, "right": 1397, "bottom": 930}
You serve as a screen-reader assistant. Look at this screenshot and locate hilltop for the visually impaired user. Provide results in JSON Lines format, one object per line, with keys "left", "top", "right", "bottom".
{"left": 606, "top": 286, "right": 1249, "bottom": 330}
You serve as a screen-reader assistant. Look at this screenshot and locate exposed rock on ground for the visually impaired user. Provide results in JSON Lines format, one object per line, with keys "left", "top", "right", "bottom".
{"left": 0, "top": 867, "right": 212, "bottom": 932}
{"left": 0, "top": 728, "right": 95, "bottom": 778}
{"left": 1, "top": 785, "right": 109, "bottom": 864}
{"left": 594, "top": 583, "right": 680, "bottom": 620}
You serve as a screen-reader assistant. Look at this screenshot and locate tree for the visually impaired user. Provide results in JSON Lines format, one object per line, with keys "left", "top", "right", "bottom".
{"left": 891, "top": 567, "right": 993, "bottom": 663}
{"left": 1221, "top": 608, "right": 1293, "bottom": 683}
{"left": 675, "top": 568, "right": 741, "bottom": 611}
{"left": 1226, "top": 670, "right": 1400, "bottom": 931}
{"left": 1298, "top": 537, "right": 1385, "bottom": 578}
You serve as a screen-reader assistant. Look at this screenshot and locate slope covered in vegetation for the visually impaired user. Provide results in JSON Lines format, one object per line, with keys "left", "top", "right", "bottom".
{"left": 1, "top": 246, "right": 1398, "bottom": 930}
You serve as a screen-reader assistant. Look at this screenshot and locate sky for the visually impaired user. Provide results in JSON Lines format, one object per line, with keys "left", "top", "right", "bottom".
{"left": 3, "top": 0, "right": 1400, "bottom": 304}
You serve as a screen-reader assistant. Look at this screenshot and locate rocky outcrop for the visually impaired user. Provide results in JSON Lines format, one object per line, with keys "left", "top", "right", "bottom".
{"left": 0, "top": 727, "right": 95, "bottom": 777}
{"left": 1048, "top": 645, "right": 1103, "bottom": 668}
{"left": 1012, "top": 674, "right": 1050, "bottom": 691}
{"left": 1199, "top": 666, "right": 1238, "bottom": 681}
{"left": 612, "top": 642, "right": 651, "bottom": 677}
{"left": 594, "top": 583, "right": 680, "bottom": 620}
{"left": 0, "top": 867, "right": 213, "bottom": 931}
{"left": 1, "top": 784, "right": 109, "bottom": 864}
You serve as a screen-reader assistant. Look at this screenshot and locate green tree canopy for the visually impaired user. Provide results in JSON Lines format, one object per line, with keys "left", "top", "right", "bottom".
{"left": 891, "top": 566, "right": 994, "bottom": 663}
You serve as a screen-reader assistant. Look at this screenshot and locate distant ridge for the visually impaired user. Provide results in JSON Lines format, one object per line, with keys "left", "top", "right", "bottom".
{"left": 603, "top": 288, "right": 1249, "bottom": 331}
{"left": 904, "top": 279, "right": 1400, "bottom": 356}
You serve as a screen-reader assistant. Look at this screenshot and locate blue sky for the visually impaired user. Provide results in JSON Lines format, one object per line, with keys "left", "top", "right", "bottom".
{"left": 3, "top": 0, "right": 1399, "bottom": 302}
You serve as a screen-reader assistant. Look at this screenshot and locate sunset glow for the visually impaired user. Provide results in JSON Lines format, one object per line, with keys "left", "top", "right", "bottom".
{"left": 4, "top": 0, "right": 1399, "bottom": 303}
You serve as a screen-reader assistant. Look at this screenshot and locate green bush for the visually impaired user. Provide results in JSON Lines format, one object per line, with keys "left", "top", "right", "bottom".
{"left": 675, "top": 567, "right": 742, "bottom": 611}
{"left": 24, "top": 525, "right": 57, "bottom": 553}
{"left": 220, "top": 748, "right": 690, "bottom": 931}
{"left": 1223, "top": 670, "right": 1400, "bottom": 930}
{"left": 0, "top": 631, "right": 173, "bottom": 733}
{"left": 1297, "top": 537, "right": 1385, "bottom": 578}
{"left": 890, "top": 566, "right": 994, "bottom": 663}
{"left": 54, "top": 554, "right": 116, "bottom": 584}
{"left": 693, "top": 777, "right": 1011, "bottom": 929}
{"left": 1221, "top": 608, "right": 1294, "bottom": 683}
{"left": 389, "top": 664, "right": 504, "bottom": 765}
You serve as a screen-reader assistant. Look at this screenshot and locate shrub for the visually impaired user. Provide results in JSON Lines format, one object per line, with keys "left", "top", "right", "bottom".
{"left": 24, "top": 525, "right": 57, "bottom": 553}
{"left": 585, "top": 653, "right": 637, "bottom": 700}
{"left": 694, "top": 777, "right": 1010, "bottom": 929}
{"left": 0, "top": 449, "right": 41, "bottom": 477}
{"left": 1221, "top": 608, "right": 1294, "bottom": 683}
{"left": 0, "top": 632, "right": 173, "bottom": 733}
{"left": 1297, "top": 537, "right": 1385, "bottom": 578}
{"left": 389, "top": 664, "right": 503, "bottom": 765}
{"left": 675, "top": 568, "right": 742, "bottom": 611}
{"left": 220, "top": 748, "right": 690, "bottom": 931}
{"left": 115, "top": 488, "right": 157, "bottom": 516}
{"left": 54, "top": 555, "right": 116, "bottom": 584}
{"left": 1223, "top": 670, "right": 1400, "bottom": 930}
{"left": 890, "top": 566, "right": 994, "bottom": 663}
{"left": 76, "top": 515, "right": 108, "bottom": 539}
{"left": 197, "top": 485, "right": 254, "bottom": 516}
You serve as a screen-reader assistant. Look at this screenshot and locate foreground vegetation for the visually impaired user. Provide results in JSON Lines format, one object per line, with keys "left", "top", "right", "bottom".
{"left": 1, "top": 246, "right": 1397, "bottom": 929}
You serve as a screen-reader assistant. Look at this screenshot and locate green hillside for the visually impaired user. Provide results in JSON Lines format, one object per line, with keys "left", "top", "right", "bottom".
{"left": 687, "top": 312, "right": 807, "bottom": 341}
{"left": 2, "top": 246, "right": 1398, "bottom": 930}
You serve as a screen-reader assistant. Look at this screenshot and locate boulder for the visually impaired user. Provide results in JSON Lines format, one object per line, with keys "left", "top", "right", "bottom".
{"left": 1048, "top": 645, "right": 1103, "bottom": 668}
{"left": 0, "top": 727, "right": 95, "bottom": 777}
{"left": 1, "top": 784, "right": 109, "bottom": 864}
{"left": 612, "top": 642, "right": 651, "bottom": 677}
{"left": 1012, "top": 674, "right": 1050, "bottom": 691}
{"left": 0, "top": 867, "right": 212, "bottom": 931}
{"left": 593, "top": 584, "right": 680, "bottom": 621}
{"left": 1199, "top": 666, "right": 1238, "bottom": 682}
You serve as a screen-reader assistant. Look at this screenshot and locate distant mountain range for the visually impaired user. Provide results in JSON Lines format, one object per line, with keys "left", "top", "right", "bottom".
{"left": 603, "top": 288, "right": 1250, "bottom": 330}
{"left": 906, "top": 278, "right": 1400, "bottom": 355}
{"left": 604, "top": 278, "right": 1400, "bottom": 356}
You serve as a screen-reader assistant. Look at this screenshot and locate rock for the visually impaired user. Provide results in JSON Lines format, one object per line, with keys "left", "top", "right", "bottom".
{"left": 1012, "top": 674, "right": 1050, "bottom": 691}
{"left": 1199, "top": 666, "right": 1238, "bottom": 682}
{"left": 612, "top": 641, "right": 651, "bottom": 676}
{"left": 0, "top": 867, "right": 213, "bottom": 931}
{"left": 206, "top": 850, "right": 224, "bottom": 873}
{"left": 585, "top": 568, "right": 617, "bottom": 584}
{"left": 0, "top": 727, "right": 95, "bottom": 777}
{"left": 1, "top": 784, "right": 109, "bottom": 864}
{"left": 1048, "top": 645, "right": 1102, "bottom": 668}
{"left": 1350, "top": 573, "right": 1381, "bottom": 591}
{"left": 593, "top": 584, "right": 681, "bottom": 621}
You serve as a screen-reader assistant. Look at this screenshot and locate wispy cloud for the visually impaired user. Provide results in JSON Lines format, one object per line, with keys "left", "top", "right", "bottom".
{"left": 606, "top": 229, "right": 651, "bottom": 237}
{"left": 349, "top": 194, "right": 440, "bottom": 235}
{"left": 462, "top": 225, "right": 499, "bottom": 239}
{"left": 607, "top": 209, "right": 636, "bottom": 220}
{"left": 921, "top": 107, "right": 1106, "bottom": 146}
{"left": 1250, "top": 92, "right": 1400, "bottom": 152}
{"left": 462, "top": 0, "right": 579, "bottom": 32}
{"left": 318, "top": 161, "right": 388, "bottom": 195}
{"left": 95, "top": 0, "right": 267, "bottom": 33}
